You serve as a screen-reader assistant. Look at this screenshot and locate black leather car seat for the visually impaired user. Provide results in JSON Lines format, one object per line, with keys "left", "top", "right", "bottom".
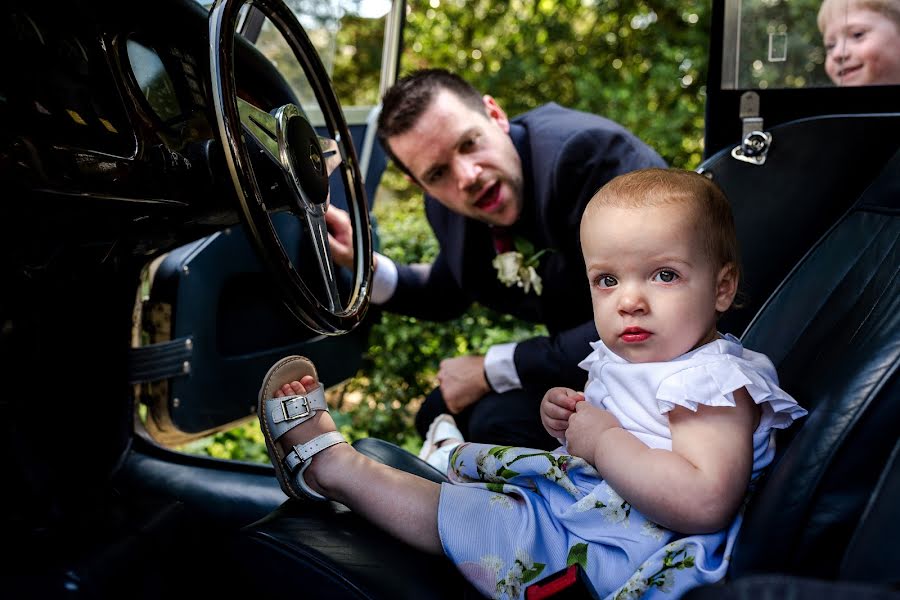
{"left": 702, "top": 114, "right": 900, "bottom": 338}
{"left": 232, "top": 150, "right": 900, "bottom": 598}
{"left": 687, "top": 148, "right": 900, "bottom": 596}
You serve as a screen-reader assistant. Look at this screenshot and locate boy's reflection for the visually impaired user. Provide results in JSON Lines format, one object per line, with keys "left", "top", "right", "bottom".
{"left": 818, "top": 0, "right": 900, "bottom": 85}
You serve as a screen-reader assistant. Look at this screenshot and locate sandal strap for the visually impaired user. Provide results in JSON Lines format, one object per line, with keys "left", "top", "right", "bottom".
{"left": 284, "top": 431, "right": 346, "bottom": 472}
{"left": 263, "top": 387, "right": 329, "bottom": 439}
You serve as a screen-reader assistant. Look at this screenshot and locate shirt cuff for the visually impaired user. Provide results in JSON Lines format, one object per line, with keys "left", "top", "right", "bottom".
{"left": 370, "top": 252, "right": 398, "bottom": 305}
{"left": 484, "top": 343, "right": 522, "bottom": 393}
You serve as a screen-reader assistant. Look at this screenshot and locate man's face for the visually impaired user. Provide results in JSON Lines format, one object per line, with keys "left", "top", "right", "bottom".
{"left": 386, "top": 90, "right": 524, "bottom": 227}
{"left": 823, "top": 7, "right": 900, "bottom": 86}
{"left": 581, "top": 202, "right": 735, "bottom": 363}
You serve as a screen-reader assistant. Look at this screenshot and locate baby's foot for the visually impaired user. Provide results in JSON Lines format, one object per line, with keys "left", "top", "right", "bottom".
{"left": 272, "top": 376, "right": 347, "bottom": 496}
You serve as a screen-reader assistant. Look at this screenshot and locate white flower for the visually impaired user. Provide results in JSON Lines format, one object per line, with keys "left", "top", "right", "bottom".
{"left": 657, "top": 569, "right": 676, "bottom": 592}
{"left": 493, "top": 252, "right": 524, "bottom": 286}
{"left": 614, "top": 571, "right": 649, "bottom": 600}
{"left": 489, "top": 493, "right": 513, "bottom": 509}
{"left": 481, "top": 555, "right": 504, "bottom": 574}
{"left": 521, "top": 265, "right": 542, "bottom": 295}
{"left": 600, "top": 488, "right": 630, "bottom": 525}
{"left": 491, "top": 241, "right": 551, "bottom": 296}
{"left": 641, "top": 520, "right": 666, "bottom": 540}
{"left": 572, "top": 492, "right": 601, "bottom": 513}
{"left": 476, "top": 451, "right": 504, "bottom": 482}
{"left": 545, "top": 464, "right": 562, "bottom": 481}
{"left": 515, "top": 549, "right": 534, "bottom": 571}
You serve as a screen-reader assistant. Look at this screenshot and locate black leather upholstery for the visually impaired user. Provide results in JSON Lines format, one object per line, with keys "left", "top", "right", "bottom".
{"left": 232, "top": 500, "right": 481, "bottom": 600}
{"left": 840, "top": 437, "right": 900, "bottom": 585}
{"left": 229, "top": 439, "right": 465, "bottom": 599}
{"left": 353, "top": 437, "right": 449, "bottom": 484}
{"left": 682, "top": 575, "right": 900, "bottom": 600}
{"left": 702, "top": 114, "right": 900, "bottom": 338}
{"left": 727, "top": 149, "right": 900, "bottom": 581}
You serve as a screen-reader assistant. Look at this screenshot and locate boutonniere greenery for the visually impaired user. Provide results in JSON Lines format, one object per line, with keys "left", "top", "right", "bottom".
{"left": 492, "top": 237, "right": 554, "bottom": 296}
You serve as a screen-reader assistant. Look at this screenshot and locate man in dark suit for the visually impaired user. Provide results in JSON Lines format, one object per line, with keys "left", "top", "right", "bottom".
{"left": 327, "top": 68, "right": 665, "bottom": 451}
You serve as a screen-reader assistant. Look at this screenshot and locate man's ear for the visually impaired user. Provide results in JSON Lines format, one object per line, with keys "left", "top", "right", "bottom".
{"left": 483, "top": 95, "right": 510, "bottom": 133}
{"left": 714, "top": 262, "right": 739, "bottom": 312}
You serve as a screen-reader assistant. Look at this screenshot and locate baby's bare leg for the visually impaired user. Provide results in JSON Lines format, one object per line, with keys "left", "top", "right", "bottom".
{"left": 276, "top": 379, "right": 443, "bottom": 554}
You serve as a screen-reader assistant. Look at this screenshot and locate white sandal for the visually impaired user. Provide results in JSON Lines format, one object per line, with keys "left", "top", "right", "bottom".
{"left": 258, "top": 355, "right": 346, "bottom": 501}
{"left": 418, "top": 414, "right": 464, "bottom": 466}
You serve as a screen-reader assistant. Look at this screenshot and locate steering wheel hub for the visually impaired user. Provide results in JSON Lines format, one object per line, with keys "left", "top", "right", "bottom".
{"left": 275, "top": 104, "right": 329, "bottom": 209}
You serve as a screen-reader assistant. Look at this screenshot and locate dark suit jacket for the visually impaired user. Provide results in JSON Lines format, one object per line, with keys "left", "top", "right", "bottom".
{"left": 383, "top": 103, "right": 666, "bottom": 395}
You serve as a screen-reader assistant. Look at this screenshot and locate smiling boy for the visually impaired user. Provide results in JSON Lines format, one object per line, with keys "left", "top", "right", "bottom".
{"left": 818, "top": 0, "right": 900, "bottom": 85}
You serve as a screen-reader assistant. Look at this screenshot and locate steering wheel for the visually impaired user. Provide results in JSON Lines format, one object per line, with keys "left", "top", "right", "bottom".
{"left": 208, "top": 0, "right": 373, "bottom": 335}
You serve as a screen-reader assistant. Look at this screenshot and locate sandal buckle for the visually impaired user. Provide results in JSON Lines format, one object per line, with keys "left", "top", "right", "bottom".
{"left": 281, "top": 394, "right": 311, "bottom": 421}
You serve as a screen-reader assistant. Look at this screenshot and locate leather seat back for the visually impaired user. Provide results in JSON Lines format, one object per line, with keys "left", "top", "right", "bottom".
{"left": 729, "top": 149, "right": 900, "bottom": 582}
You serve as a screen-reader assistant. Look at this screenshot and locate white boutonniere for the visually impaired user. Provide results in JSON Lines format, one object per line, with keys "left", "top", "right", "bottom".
{"left": 492, "top": 237, "right": 553, "bottom": 296}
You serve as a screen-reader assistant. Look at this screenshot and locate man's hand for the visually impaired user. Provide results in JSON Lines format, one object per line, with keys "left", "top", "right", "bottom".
{"left": 437, "top": 355, "right": 491, "bottom": 414}
{"left": 540, "top": 386, "right": 583, "bottom": 441}
{"left": 325, "top": 205, "right": 354, "bottom": 268}
{"left": 564, "top": 401, "right": 622, "bottom": 464}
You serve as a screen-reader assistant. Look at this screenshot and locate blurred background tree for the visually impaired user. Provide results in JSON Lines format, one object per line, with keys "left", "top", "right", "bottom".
{"left": 400, "top": 0, "right": 710, "bottom": 169}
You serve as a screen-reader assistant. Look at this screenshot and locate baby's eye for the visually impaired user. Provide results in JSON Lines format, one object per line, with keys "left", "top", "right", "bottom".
{"left": 851, "top": 29, "right": 867, "bottom": 40}
{"left": 596, "top": 274, "right": 618, "bottom": 288}
{"left": 653, "top": 270, "right": 678, "bottom": 283}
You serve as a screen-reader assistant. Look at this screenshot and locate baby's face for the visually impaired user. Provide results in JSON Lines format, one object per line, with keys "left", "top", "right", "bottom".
{"left": 823, "top": 7, "right": 900, "bottom": 86}
{"left": 580, "top": 202, "right": 733, "bottom": 363}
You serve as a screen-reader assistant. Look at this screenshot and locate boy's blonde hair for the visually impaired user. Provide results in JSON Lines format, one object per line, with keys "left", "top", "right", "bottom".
{"left": 583, "top": 168, "right": 742, "bottom": 286}
{"left": 817, "top": 0, "right": 900, "bottom": 33}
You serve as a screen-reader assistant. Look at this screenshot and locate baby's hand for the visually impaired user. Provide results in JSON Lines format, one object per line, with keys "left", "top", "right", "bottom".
{"left": 565, "top": 402, "right": 621, "bottom": 463}
{"left": 540, "top": 387, "right": 584, "bottom": 441}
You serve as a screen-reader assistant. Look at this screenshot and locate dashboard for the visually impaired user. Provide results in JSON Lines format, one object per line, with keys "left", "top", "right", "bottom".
{"left": 0, "top": 0, "right": 289, "bottom": 217}
{"left": 1, "top": 4, "right": 137, "bottom": 157}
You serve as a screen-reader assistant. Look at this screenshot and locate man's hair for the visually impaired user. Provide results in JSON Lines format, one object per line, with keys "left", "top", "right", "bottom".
{"left": 817, "top": 0, "right": 900, "bottom": 33}
{"left": 584, "top": 168, "right": 742, "bottom": 293}
{"left": 377, "top": 68, "right": 487, "bottom": 178}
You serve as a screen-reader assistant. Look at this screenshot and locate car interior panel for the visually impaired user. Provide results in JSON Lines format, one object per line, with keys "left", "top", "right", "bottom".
{"left": 703, "top": 113, "right": 900, "bottom": 337}
{"left": 1, "top": 0, "right": 898, "bottom": 598}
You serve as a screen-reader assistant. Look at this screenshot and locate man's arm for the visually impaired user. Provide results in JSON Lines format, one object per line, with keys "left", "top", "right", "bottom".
{"left": 512, "top": 321, "right": 599, "bottom": 396}
{"left": 471, "top": 322, "right": 598, "bottom": 398}
{"left": 381, "top": 251, "right": 473, "bottom": 320}
{"left": 326, "top": 205, "right": 472, "bottom": 320}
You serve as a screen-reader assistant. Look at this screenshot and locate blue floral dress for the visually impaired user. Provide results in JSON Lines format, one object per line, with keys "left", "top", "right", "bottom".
{"left": 437, "top": 334, "right": 807, "bottom": 600}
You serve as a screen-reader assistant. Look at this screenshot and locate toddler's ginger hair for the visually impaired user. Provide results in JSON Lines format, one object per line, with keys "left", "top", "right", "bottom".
{"left": 583, "top": 168, "right": 741, "bottom": 286}
{"left": 817, "top": 0, "right": 900, "bottom": 33}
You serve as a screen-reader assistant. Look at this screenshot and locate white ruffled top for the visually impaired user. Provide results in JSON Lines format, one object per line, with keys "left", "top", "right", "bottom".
{"left": 576, "top": 333, "right": 807, "bottom": 468}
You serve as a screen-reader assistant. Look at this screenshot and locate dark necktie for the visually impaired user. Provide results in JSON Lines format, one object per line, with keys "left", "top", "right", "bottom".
{"left": 491, "top": 227, "right": 514, "bottom": 254}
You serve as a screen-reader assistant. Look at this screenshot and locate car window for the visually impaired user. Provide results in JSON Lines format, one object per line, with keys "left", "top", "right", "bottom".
{"left": 720, "top": 0, "right": 900, "bottom": 89}
{"left": 245, "top": 0, "right": 391, "bottom": 123}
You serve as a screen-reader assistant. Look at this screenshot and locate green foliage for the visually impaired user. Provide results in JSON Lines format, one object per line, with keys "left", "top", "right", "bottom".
{"left": 332, "top": 13, "right": 387, "bottom": 107}
{"left": 180, "top": 422, "right": 270, "bottom": 464}
{"left": 403, "top": 0, "right": 710, "bottom": 168}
